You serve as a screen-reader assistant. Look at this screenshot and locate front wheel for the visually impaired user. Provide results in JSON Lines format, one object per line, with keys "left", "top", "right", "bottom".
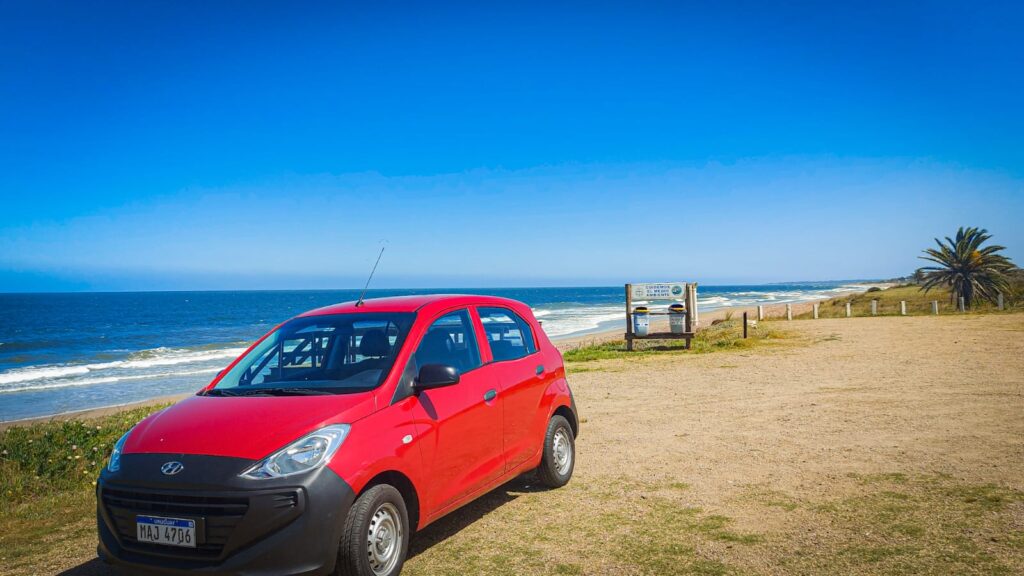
{"left": 336, "top": 484, "right": 409, "bottom": 576}
{"left": 537, "top": 415, "right": 575, "bottom": 488}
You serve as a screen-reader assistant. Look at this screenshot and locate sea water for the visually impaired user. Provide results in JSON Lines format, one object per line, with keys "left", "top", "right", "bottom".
{"left": 0, "top": 283, "right": 864, "bottom": 421}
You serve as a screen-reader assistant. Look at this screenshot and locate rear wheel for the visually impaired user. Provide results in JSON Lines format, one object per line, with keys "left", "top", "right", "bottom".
{"left": 537, "top": 415, "right": 575, "bottom": 488}
{"left": 336, "top": 484, "right": 409, "bottom": 576}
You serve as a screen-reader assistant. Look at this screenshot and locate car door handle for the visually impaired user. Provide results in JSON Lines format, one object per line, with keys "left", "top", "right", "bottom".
{"left": 483, "top": 389, "right": 497, "bottom": 402}
{"left": 535, "top": 365, "right": 545, "bottom": 376}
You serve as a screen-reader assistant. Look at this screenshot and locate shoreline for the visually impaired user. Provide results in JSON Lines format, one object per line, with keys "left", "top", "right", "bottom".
{"left": 2, "top": 295, "right": 847, "bottom": 426}
{"left": 552, "top": 295, "right": 841, "bottom": 350}
{"left": 2, "top": 286, "right": 884, "bottom": 428}
{"left": 0, "top": 392, "right": 191, "bottom": 431}
{"left": 548, "top": 282, "right": 890, "bottom": 347}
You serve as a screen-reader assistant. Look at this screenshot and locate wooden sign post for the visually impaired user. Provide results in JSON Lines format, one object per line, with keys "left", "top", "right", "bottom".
{"left": 625, "top": 282, "right": 696, "bottom": 351}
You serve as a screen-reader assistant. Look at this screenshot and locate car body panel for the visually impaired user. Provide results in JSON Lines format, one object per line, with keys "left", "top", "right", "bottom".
{"left": 124, "top": 394, "right": 376, "bottom": 460}
{"left": 406, "top": 364, "right": 505, "bottom": 516}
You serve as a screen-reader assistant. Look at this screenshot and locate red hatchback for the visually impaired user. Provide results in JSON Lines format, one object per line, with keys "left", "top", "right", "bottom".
{"left": 96, "top": 295, "right": 578, "bottom": 576}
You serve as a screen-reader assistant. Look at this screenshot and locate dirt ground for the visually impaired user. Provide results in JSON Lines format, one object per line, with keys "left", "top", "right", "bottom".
{"left": 22, "top": 313, "right": 1024, "bottom": 575}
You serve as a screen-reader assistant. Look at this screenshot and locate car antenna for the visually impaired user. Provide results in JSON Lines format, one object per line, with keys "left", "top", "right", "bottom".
{"left": 355, "top": 243, "right": 386, "bottom": 307}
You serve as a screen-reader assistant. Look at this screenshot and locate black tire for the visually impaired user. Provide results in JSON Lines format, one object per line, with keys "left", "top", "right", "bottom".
{"left": 336, "top": 484, "right": 410, "bottom": 576}
{"left": 537, "top": 415, "right": 575, "bottom": 488}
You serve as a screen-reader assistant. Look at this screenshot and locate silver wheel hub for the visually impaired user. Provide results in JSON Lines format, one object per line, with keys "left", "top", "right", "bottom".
{"left": 367, "top": 502, "right": 402, "bottom": 575}
{"left": 552, "top": 428, "right": 573, "bottom": 476}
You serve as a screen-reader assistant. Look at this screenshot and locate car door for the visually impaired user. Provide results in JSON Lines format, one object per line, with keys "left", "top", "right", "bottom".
{"left": 407, "top": 308, "right": 505, "bottom": 517}
{"left": 477, "top": 306, "right": 549, "bottom": 471}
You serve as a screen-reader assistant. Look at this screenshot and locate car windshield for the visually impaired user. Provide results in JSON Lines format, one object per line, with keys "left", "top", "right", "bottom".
{"left": 209, "top": 313, "right": 415, "bottom": 396}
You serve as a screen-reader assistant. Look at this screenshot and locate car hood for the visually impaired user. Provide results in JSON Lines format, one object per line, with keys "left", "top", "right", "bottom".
{"left": 123, "top": 393, "right": 376, "bottom": 460}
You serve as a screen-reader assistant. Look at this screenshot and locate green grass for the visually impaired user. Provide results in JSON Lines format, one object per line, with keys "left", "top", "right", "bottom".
{"left": 767, "top": 473, "right": 1024, "bottom": 575}
{"left": 402, "top": 476, "right": 755, "bottom": 576}
{"left": 0, "top": 404, "right": 167, "bottom": 502}
{"left": 0, "top": 404, "right": 168, "bottom": 568}
{"left": 605, "top": 498, "right": 758, "bottom": 575}
{"left": 3, "top": 403, "right": 1022, "bottom": 575}
{"left": 793, "top": 284, "right": 1020, "bottom": 319}
{"left": 563, "top": 319, "right": 794, "bottom": 363}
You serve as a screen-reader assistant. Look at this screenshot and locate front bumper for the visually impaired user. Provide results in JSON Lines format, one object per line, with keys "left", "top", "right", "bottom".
{"left": 97, "top": 453, "right": 355, "bottom": 576}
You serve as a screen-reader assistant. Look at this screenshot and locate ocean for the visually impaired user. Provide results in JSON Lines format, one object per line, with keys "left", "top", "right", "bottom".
{"left": 0, "top": 283, "right": 865, "bottom": 422}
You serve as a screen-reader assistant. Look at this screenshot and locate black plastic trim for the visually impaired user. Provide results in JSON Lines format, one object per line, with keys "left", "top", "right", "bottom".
{"left": 97, "top": 453, "right": 354, "bottom": 575}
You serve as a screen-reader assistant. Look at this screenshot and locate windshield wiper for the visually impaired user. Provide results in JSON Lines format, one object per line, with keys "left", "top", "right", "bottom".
{"left": 201, "top": 388, "right": 243, "bottom": 397}
{"left": 224, "top": 387, "right": 333, "bottom": 397}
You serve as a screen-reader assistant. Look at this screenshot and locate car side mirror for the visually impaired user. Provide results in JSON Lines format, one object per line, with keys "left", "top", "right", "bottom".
{"left": 414, "top": 364, "right": 460, "bottom": 390}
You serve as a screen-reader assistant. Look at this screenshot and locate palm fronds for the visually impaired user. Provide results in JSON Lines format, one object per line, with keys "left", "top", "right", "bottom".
{"left": 918, "top": 227, "right": 1015, "bottom": 308}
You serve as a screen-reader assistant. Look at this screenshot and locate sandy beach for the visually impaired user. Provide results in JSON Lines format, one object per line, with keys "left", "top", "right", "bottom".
{"left": 6, "top": 307, "right": 1022, "bottom": 575}
{"left": 0, "top": 393, "right": 191, "bottom": 432}
{"left": 553, "top": 298, "right": 830, "bottom": 351}
{"left": 405, "top": 312, "right": 1024, "bottom": 575}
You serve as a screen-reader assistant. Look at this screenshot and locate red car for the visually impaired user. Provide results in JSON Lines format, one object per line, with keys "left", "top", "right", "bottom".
{"left": 96, "top": 295, "right": 578, "bottom": 576}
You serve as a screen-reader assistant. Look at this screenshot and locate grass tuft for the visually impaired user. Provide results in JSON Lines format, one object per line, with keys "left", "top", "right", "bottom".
{"left": 0, "top": 404, "right": 169, "bottom": 568}
{"left": 773, "top": 474, "right": 1024, "bottom": 575}
{"left": 564, "top": 320, "right": 794, "bottom": 363}
{"left": 790, "top": 284, "right": 1020, "bottom": 319}
{"left": 0, "top": 405, "right": 167, "bottom": 503}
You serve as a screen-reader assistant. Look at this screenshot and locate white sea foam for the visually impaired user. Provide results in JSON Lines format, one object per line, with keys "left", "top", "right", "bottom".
{"left": 0, "top": 365, "right": 92, "bottom": 385}
{"left": 0, "top": 346, "right": 244, "bottom": 389}
{"left": 532, "top": 305, "right": 624, "bottom": 337}
{"left": 535, "top": 285, "right": 875, "bottom": 339}
{"left": 0, "top": 368, "right": 222, "bottom": 394}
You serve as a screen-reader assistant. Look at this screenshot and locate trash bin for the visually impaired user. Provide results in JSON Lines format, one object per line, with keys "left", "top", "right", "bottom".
{"left": 632, "top": 306, "right": 650, "bottom": 337}
{"left": 669, "top": 303, "right": 687, "bottom": 334}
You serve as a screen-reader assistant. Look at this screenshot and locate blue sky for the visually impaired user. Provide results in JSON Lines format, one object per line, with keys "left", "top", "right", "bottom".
{"left": 1, "top": 1, "right": 1022, "bottom": 291}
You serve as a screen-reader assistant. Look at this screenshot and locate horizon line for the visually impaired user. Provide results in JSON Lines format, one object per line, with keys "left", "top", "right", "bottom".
{"left": 0, "top": 278, "right": 890, "bottom": 296}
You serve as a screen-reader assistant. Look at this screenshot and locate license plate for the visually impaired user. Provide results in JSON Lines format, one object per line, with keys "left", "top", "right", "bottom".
{"left": 136, "top": 515, "right": 197, "bottom": 548}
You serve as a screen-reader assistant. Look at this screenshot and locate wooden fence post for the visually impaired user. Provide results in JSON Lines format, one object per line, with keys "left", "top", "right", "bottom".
{"left": 757, "top": 305, "right": 764, "bottom": 321}
{"left": 871, "top": 300, "right": 878, "bottom": 316}
{"left": 959, "top": 296, "right": 965, "bottom": 313}
{"left": 845, "top": 302, "right": 851, "bottom": 318}
{"left": 812, "top": 303, "right": 819, "bottom": 319}
{"left": 997, "top": 292, "right": 1004, "bottom": 310}
{"left": 932, "top": 301, "right": 939, "bottom": 315}
{"left": 900, "top": 301, "right": 907, "bottom": 316}
{"left": 743, "top": 312, "right": 748, "bottom": 338}
{"left": 625, "top": 283, "right": 634, "bottom": 351}
{"left": 786, "top": 303, "right": 792, "bottom": 320}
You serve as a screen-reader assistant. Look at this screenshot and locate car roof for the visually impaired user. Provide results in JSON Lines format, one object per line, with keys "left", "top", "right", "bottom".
{"left": 298, "top": 294, "right": 531, "bottom": 318}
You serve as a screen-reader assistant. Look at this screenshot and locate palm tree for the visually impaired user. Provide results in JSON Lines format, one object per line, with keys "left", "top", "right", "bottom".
{"left": 912, "top": 268, "right": 926, "bottom": 285}
{"left": 918, "top": 227, "right": 1015, "bottom": 309}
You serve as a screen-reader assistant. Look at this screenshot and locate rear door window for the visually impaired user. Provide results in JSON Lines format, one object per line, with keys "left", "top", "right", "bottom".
{"left": 478, "top": 307, "right": 537, "bottom": 362}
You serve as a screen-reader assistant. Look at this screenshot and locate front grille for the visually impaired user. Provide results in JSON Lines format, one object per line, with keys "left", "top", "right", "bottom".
{"left": 101, "top": 487, "right": 257, "bottom": 558}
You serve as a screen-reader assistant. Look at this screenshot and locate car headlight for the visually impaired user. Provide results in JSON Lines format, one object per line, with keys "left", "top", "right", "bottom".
{"left": 240, "top": 424, "right": 350, "bottom": 480}
{"left": 107, "top": 430, "right": 131, "bottom": 472}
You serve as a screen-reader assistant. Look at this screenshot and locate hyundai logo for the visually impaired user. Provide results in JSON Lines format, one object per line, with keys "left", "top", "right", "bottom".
{"left": 160, "top": 461, "right": 185, "bottom": 476}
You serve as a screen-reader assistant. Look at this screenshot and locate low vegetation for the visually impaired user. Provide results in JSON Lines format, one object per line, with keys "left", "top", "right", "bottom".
{"left": 0, "top": 405, "right": 167, "bottom": 567}
{"left": 791, "top": 283, "right": 1021, "bottom": 320}
{"left": 563, "top": 319, "right": 794, "bottom": 363}
{"left": 403, "top": 475, "right": 762, "bottom": 576}
{"left": 761, "top": 473, "right": 1024, "bottom": 575}
{"left": 404, "top": 471, "right": 1023, "bottom": 575}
